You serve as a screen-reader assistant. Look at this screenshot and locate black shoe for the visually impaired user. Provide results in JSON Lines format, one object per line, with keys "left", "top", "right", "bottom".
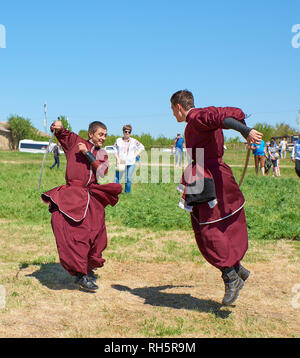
{"left": 235, "top": 264, "right": 250, "bottom": 281}
{"left": 221, "top": 267, "right": 244, "bottom": 306}
{"left": 75, "top": 275, "right": 98, "bottom": 292}
{"left": 87, "top": 270, "right": 97, "bottom": 282}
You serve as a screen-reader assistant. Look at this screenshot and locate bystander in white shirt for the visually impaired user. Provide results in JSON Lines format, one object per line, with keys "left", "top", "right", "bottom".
{"left": 114, "top": 137, "right": 145, "bottom": 165}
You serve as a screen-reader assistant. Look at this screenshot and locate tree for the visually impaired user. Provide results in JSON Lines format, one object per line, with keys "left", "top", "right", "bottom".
{"left": 78, "top": 130, "right": 88, "bottom": 140}
{"left": 225, "top": 136, "right": 242, "bottom": 143}
{"left": 253, "top": 122, "right": 274, "bottom": 142}
{"left": 59, "top": 115, "right": 72, "bottom": 132}
{"left": 274, "top": 122, "right": 296, "bottom": 137}
{"left": 8, "top": 115, "right": 36, "bottom": 149}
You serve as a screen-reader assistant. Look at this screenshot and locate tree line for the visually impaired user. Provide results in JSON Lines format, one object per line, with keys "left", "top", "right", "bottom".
{"left": 5, "top": 115, "right": 298, "bottom": 150}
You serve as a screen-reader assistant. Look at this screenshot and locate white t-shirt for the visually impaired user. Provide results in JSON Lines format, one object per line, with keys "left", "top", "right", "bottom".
{"left": 114, "top": 137, "right": 145, "bottom": 165}
{"left": 280, "top": 140, "right": 287, "bottom": 150}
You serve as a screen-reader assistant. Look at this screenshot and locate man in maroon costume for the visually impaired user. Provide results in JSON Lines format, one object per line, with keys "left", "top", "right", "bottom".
{"left": 170, "top": 90, "right": 263, "bottom": 305}
{"left": 41, "top": 119, "right": 122, "bottom": 292}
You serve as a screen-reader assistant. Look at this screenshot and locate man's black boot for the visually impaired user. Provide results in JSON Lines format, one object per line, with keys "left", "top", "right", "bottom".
{"left": 75, "top": 274, "right": 98, "bottom": 292}
{"left": 221, "top": 267, "right": 244, "bottom": 306}
{"left": 87, "top": 270, "right": 97, "bottom": 283}
{"left": 235, "top": 264, "right": 250, "bottom": 282}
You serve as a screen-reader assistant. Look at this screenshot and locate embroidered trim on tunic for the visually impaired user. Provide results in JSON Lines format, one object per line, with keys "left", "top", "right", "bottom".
{"left": 191, "top": 201, "right": 245, "bottom": 226}
{"left": 42, "top": 192, "right": 90, "bottom": 222}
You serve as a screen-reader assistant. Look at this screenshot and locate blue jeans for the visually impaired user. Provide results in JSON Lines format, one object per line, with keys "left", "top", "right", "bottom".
{"left": 115, "top": 164, "right": 135, "bottom": 193}
{"left": 175, "top": 147, "right": 183, "bottom": 166}
{"left": 50, "top": 156, "right": 60, "bottom": 169}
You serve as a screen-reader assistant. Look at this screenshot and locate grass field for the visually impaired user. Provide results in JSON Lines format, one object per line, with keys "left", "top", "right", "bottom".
{"left": 0, "top": 149, "right": 299, "bottom": 338}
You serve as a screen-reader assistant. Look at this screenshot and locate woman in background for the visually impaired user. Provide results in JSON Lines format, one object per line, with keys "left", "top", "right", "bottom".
{"left": 268, "top": 140, "right": 280, "bottom": 177}
{"left": 114, "top": 124, "right": 145, "bottom": 193}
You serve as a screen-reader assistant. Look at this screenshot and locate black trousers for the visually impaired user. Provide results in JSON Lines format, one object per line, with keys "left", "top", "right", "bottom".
{"left": 295, "top": 159, "right": 300, "bottom": 178}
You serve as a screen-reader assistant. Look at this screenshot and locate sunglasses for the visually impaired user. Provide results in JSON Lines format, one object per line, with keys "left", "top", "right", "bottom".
{"left": 123, "top": 130, "right": 131, "bottom": 134}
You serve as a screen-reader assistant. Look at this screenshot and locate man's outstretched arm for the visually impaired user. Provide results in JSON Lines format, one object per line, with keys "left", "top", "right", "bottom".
{"left": 223, "top": 117, "right": 263, "bottom": 147}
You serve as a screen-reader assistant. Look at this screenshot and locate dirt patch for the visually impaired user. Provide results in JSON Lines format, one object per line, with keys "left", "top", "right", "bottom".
{"left": 0, "top": 236, "right": 299, "bottom": 338}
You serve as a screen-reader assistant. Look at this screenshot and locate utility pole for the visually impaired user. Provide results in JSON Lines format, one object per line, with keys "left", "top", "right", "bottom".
{"left": 44, "top": 103, "right": 47, "bottom": 134}
{"left": 298, "top": 110, "right": 300, "bottom": 132}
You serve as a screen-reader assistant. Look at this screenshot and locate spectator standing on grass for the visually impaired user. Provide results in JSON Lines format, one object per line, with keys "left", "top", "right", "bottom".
{"left": 170, "top": 89, "right": 263, "bottom": 306}
{"left": 114, "top": 124, "right": 145, "bottom": 194}
{"left": 291, "top": 138, "right": 300, "bottom": 177}
{"left": 268, "top": 140, "right": 280, "bottom": 177}
{"left": 276, "top": 139, "right": 281, "bottom": 158}
{"left": 251, "top": 139, "right": 267, "bottom": 176}
{"left": 50, "top": 143, "right": 60, "bottom": 169}
{"left": 41, "top": 119, "right": 122, "bottom": 292}
{"left": 173, "top": 133, "right": 185, "bottom": 167}
{"left": 279, "top": 138, "right": 288, "bottom": 159}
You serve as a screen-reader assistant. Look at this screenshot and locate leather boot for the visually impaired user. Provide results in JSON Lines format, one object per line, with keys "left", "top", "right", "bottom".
{"left": 75, "top": 274, "right": 98, "bottom": 292}
{"left": 221, "top": 267, "right": 244, "bottom": 306}
{"left": 87, "top": 270, "right": 97, "bottom": 283}
{"left": 235, "top": 264, "right": 250, "bottom": 281}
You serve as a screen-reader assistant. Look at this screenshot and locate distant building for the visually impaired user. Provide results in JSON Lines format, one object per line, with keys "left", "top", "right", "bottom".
{"left": 0, "top": 122, "right": 12, "bottom": 150}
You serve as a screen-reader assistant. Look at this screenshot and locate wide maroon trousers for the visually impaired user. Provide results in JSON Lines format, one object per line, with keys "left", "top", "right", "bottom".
{"left": 191, "top": 208, "right": 248, "bottom": 270}
{"left": 50, "top": 197, "right": 107, "bottom": 276}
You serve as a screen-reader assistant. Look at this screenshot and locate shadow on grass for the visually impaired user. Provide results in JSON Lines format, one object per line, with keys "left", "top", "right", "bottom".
{"left": 23, "top": 263, "right": 78, "bottom": 291}
{"left": 112, "top": 284, "right": 231, "bottom": 318}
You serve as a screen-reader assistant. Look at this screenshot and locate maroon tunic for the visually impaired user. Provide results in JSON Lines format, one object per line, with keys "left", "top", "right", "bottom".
{"left": 41, "top": 128, "right": 122, "bottom": 276}
{"left": 184, "top": 106, "right": 249, "bottom": 270}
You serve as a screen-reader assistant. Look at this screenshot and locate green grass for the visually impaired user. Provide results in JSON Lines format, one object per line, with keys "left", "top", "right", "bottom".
{"left": 140, "top": 316, "right": 186, "bottom": 337}
{"left": 0, "top": 150, "right": 299, "bottom": 339}
{"left": 0, "top": 150, "right": 299, "bottom": 240}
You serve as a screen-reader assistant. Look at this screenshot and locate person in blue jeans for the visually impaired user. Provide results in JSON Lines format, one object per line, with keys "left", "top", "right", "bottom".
{"left": 114, "top": 124, "right": 145, "bottom": 193}
{"left": 50, "top": 143, "right": 60, "bottom": 169}
{"left": 115, "top": 163, "right": 136, "bottom": 193}
{"left": 173, "top": 133, "right": 185, "bottom": 167}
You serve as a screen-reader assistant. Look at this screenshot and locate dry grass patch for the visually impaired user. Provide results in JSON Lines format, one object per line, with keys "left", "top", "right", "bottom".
{"left": 0, "top": 220, "right": 299, "bottom": 338}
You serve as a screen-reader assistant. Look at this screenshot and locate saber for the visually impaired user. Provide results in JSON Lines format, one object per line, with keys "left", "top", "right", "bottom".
{"left": 238, "top": 147, "right": 250, "bottom": 187}
{"left": 38, "top": 130, "right": 55, "bottom": 191}
{"left": 238, "top": 113, "right": 252, "bottom": 187}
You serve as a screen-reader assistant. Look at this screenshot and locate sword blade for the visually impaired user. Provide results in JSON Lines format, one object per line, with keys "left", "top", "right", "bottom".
{"left": 38, "top": 131, "right": 55, "bottom": 191}
{"left": 239, "top": 147, "right": 250, "bottom": 187}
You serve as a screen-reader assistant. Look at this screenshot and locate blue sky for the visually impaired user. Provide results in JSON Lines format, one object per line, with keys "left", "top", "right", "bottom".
{"left": 0, "top": 0, "right": 300, "bottom": 139}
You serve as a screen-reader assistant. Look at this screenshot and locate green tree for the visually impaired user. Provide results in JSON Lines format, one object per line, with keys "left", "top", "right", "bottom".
{"left": 78, "top": 129, "right": 88, "bottom": 140}
{"left": 225, "top": 136, "right": 242, "bottom": 143}
{"left": 8, "top": 115, "right": 36, "bottom": 149}
{"left": 105, "top": 135, "right": 118, "bottom": 146}
{"left": 135, "top": 133, "right": 154, "bottom": 149}
{"left": 155, "top": 135, "right": 173, "bottom": 147}
{"left": 253, "top": 122, "right": 274, "bottom": 142}
{"left": 59, "top": 116, "right": 72, "bottom": 132}
{"left": 274, "top": 122, "right": 296, "bottom": 137}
